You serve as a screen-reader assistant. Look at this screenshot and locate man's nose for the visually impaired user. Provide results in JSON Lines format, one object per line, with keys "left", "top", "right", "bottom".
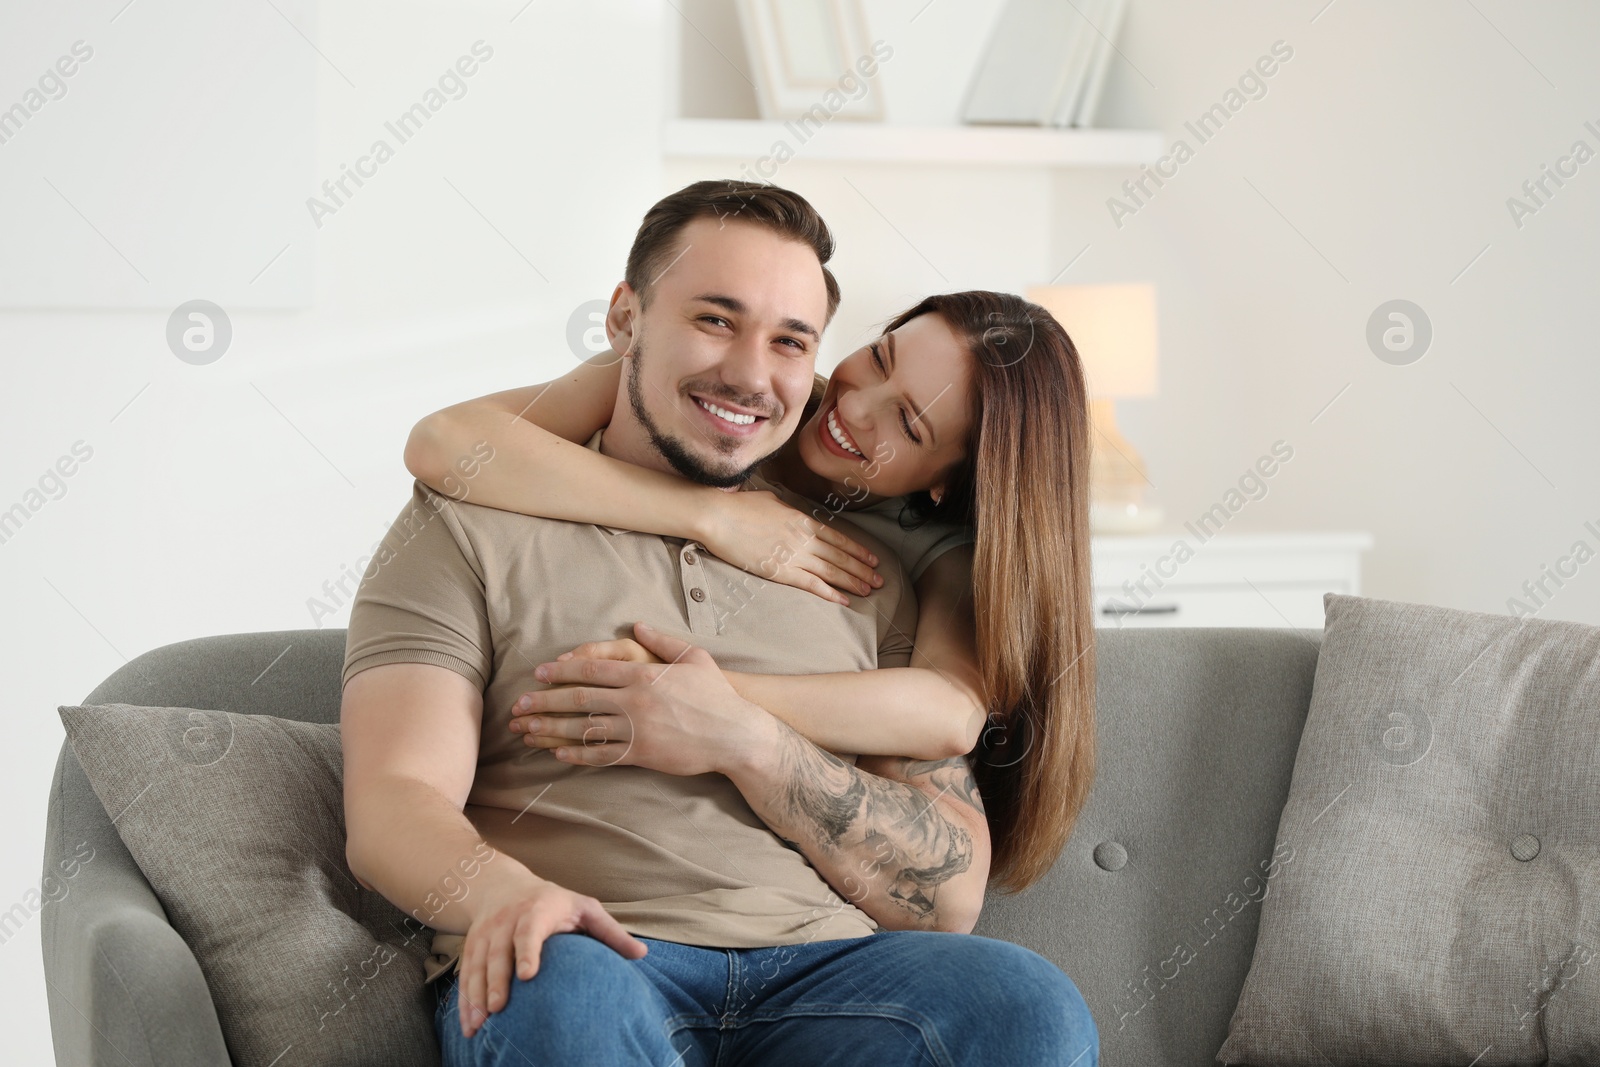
{"left": 718, "top": 333, "right": 777, "bottom": 410}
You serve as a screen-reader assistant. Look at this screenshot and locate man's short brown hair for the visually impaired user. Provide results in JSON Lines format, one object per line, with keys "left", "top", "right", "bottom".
{"left": 625, "top": 180, "right": 842, "bottom": 324}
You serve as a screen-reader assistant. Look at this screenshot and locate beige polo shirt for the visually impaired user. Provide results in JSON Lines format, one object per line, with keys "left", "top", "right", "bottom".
{"left": 343, "top": 429, "right": 919, "bottom": 984}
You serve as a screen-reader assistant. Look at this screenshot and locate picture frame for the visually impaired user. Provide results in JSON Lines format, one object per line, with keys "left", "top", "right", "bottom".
{"left": 962, "top": 0, "right": 1127, "bottom": 128}
{"left": 735, "top": 0, "right": 884, "bottom": 122}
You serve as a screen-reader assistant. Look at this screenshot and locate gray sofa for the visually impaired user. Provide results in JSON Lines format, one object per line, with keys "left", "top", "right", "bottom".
{"left": 44, "top": 625, "right": 1321, "bottom": 1065}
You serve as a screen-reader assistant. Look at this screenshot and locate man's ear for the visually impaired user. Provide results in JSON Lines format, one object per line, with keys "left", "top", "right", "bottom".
{"left": 606, "top": 282, "right": 641, "bottom": 357}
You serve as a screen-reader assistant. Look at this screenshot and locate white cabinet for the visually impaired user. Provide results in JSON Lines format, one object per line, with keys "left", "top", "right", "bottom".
{"left": 1091, "top": 533, "right": 1373, "bottom": 628}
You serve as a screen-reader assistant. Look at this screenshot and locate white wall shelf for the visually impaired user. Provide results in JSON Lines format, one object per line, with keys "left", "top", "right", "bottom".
{"left": 663, "top": 119, "right": 1163, "bottom": 168}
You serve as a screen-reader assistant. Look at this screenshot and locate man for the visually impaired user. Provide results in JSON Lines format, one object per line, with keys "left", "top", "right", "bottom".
{"left": 341, "top": 180, "right": 1098, "bottom": 1065}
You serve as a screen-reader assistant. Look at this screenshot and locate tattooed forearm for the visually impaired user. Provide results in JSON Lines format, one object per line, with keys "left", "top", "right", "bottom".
{"left": 897, "top": 757, "right": 987, "bottom": 815}
{"left": 887, "top": 841, "right": 972, "bottom": 915}
{"left": 780, "top": 743, "right": 867, "bottom": 845}
{"left": 751, "top": 719, "right": 984, "bottom": 929}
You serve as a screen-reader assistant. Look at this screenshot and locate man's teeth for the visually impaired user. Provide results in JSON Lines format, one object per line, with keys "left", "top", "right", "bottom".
{"left": 827, "top": 408, "right": 863, "bottom": 456}
{"left": 697, "top": 398, "right": 757, "bottom": 425}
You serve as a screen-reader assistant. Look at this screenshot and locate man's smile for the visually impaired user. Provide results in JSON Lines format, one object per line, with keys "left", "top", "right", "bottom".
{"left": 689, "top": 393, "right": 770, "bottom": 437}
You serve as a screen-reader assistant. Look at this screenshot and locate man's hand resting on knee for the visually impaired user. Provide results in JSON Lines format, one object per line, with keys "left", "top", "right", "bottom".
{"left": 456, "top": 866, "right": 648, "bottom": 1039}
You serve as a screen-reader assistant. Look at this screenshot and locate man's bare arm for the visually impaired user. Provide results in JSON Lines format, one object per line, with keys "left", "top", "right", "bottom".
{"left": 724, "top": 540, "right": 989, "bottom": 929}
{"left": 342, "top": 661, "right": 644, "bottom": 1039}
{"left": 343, "top": 662, "right": 543, "bottom": 934}
{"left": 724, "top": 717, "right": 991, "bottom": 933}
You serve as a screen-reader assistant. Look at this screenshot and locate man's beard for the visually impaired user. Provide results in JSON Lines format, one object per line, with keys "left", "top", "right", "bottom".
{"left": 625, "top": 334, "right": 783, "bottom": 489}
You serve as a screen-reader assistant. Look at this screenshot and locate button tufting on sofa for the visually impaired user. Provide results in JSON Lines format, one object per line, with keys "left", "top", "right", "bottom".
{"left": 1092, "top": 841, "right": 1127, "bottom": 871}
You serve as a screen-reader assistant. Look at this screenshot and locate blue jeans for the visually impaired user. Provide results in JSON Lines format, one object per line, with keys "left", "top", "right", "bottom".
{"left": 433, "top": 930, "right": 1098, "bottom": 1066}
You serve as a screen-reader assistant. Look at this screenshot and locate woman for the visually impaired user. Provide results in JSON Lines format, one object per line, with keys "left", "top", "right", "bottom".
{"left": 406, "top": 291, "right": 1094, "bottom": 894}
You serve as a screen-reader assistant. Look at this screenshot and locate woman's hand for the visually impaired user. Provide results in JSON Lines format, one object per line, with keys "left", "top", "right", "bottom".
{"left": 699, "top": 489, "right": 883, "bottom": 605}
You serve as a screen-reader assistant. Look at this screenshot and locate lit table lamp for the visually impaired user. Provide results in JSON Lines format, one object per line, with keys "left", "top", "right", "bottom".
{"left": 1026, "top": 283, "right": 1162, "bottom": 533}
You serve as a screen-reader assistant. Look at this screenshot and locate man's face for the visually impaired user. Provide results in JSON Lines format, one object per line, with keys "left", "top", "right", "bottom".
{"left": 619, "top": 217, "right": 828, "bottom": 487}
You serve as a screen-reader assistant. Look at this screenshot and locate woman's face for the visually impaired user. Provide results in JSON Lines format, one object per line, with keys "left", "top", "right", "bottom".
{"left": 795, "top": 312, "right": 975, "bottom": 502}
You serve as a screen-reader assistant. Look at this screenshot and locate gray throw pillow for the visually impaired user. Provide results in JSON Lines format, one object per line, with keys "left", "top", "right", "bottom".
{"left": 1218, "top": 594, "right": 1600, "bottom": 1065}
{"left": 58, "top": 703, "right": 439, "bottom": 1067}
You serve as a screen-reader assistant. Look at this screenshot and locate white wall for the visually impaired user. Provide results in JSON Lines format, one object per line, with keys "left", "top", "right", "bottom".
{"left": 1066, "top": 0, "right": 1600, "bottom": 620}
{"left": 1, "top": 1, "right": 662, "bottom": 1059}
{"left": 4, "top": 0, "right": 1597, "bottom": 1060}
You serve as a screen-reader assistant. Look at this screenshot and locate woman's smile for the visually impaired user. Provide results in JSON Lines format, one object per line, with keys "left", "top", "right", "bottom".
{"left": 820, "top": 399, "right": 867, "bottom": 458}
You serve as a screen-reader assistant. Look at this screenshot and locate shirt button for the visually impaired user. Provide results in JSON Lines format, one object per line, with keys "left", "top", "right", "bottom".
{"left": 690, "top": 587, "right": 706, "bottom": 602}
{"left": 683, "top": 550, "right": 698, "bottom": 565}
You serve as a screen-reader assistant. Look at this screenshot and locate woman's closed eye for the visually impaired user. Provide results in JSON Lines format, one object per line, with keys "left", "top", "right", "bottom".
{"left": 869, "top": 342, "right": 924, "bottom": 446}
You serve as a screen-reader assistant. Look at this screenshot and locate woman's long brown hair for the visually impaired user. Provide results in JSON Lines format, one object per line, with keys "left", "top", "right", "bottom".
{"left": 823, "top": 291, "right": 1097, "bottom": 894}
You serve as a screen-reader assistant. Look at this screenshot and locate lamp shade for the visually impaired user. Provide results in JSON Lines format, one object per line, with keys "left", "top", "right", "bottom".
{"left": 1027, "top": 283, "right": 1158, "bottom": 398}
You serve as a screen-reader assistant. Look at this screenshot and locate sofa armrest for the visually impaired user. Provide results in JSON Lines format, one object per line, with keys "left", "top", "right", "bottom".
{"left": 43, "top": 742, "right": 232, "bottom": 1067}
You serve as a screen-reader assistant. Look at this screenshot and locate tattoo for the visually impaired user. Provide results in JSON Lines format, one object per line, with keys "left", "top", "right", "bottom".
{"left": 773, "top": 730, "right": 979, "bottom": 924}
{"left": 791, "top": 751, "right": 867, "bottom": 845}
{"left": 897, "top": 756, "right": 987, "bottom": 815}
{"left": 887, "top": 842, "right": 971, "bottom": 915}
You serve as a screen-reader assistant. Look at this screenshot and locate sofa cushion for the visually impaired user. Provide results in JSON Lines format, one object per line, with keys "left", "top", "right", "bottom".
{"left": 1218, "top": 594, "right": 1600, "bottom": 1065}
{"left": 58, "top": 703, "right": 438, "bottom": 1067}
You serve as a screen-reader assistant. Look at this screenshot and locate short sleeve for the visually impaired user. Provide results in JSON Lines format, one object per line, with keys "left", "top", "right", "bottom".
{"left": 842, "top": 498, "right": 975, "bottom": 587}
{"left": 875, "top": 574, "right": 919, "bottom": 669}
{"left": 342, "top": 481, "right": 494, "bottom": 692}
{"left": 906, "top": 522, "right": 977, "bottom": 584}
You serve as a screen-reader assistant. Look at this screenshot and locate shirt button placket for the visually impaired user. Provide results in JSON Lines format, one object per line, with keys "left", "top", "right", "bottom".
{"left": 681, "top": 541, "right": 716, "bottom": 634}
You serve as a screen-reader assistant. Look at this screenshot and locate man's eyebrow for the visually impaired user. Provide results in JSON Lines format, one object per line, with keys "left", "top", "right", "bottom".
{"left": 691, "top": 294, "right": 819, "bottom": 343}
{"left": 693, "top": 293, "right": 746, "bottom": 315}
{"left": 780, "top": 317, "right": 820, "bottom": 342}
{"left": 886, "top": 331, "right": 939, "bottom": 448}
